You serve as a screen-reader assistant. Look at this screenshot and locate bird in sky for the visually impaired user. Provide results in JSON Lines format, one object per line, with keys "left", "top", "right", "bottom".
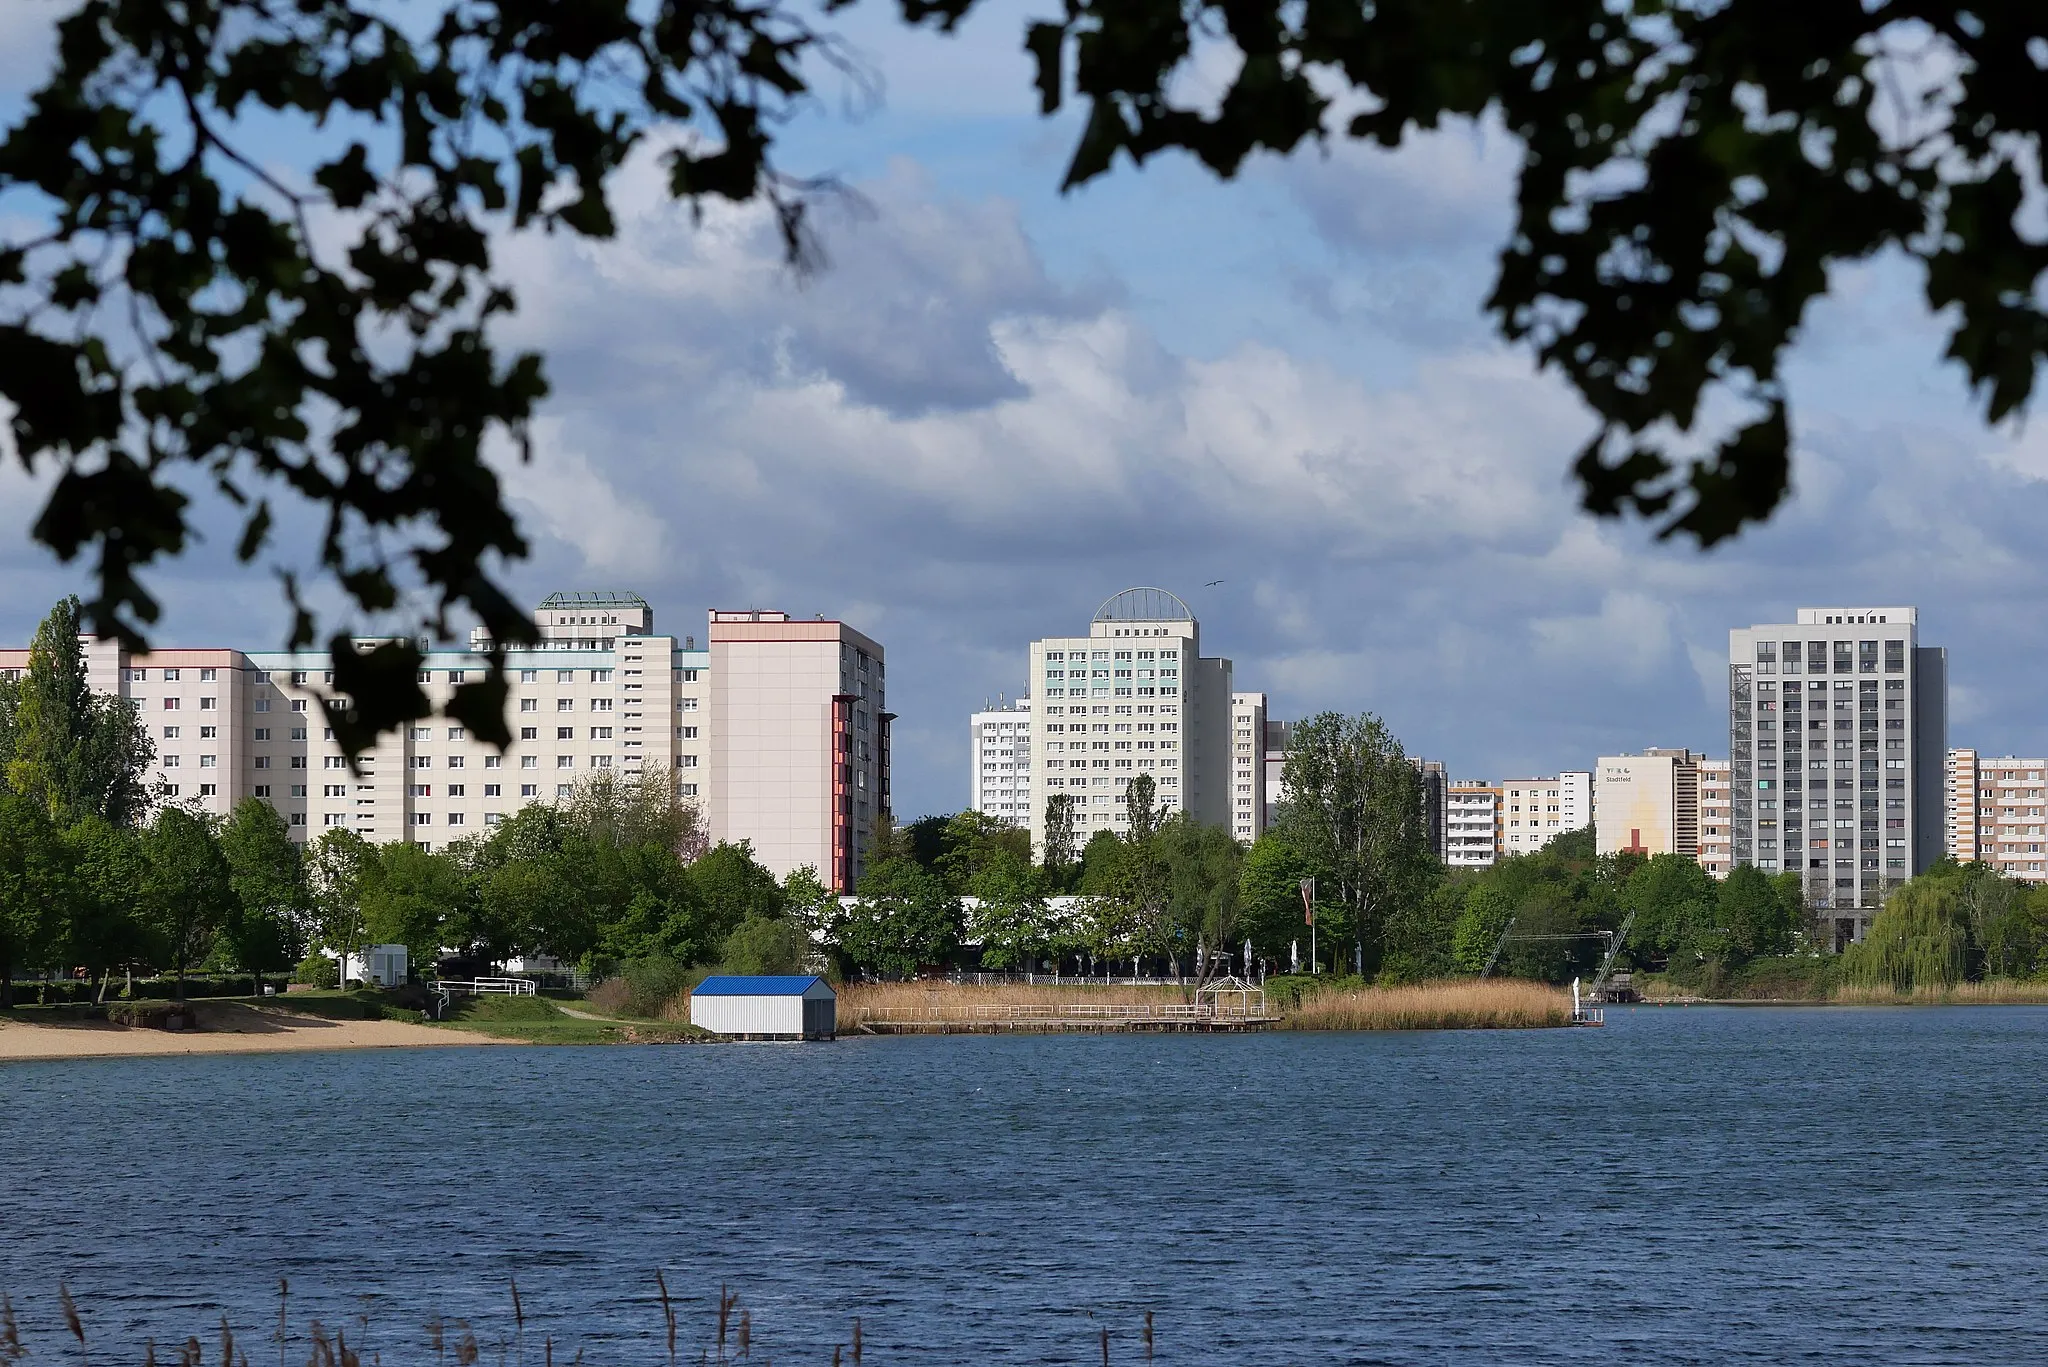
{"left": 1205, "top": 578, "right": 1226, "bottom": 586}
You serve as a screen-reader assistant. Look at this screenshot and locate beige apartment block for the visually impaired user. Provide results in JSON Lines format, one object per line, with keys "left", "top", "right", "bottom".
{"left": 1499, "top": 771, "right": 1593, "bottom": 858}
{"left": 0, "top": 592, "right": 884, "bottom": 888}
{"left": 1698, "top": 759, "right": 1733, "bottom": 877}
{"left": 1446, "top": 782, "right": 1501, "bottom": 867}
{"left": 1025, "top": 588, "right": 1236, "bottom": 855}
{"left": 1230, "top": 691, "right": 1269, "bottom": 843}
{"left": 1595, "top": 749, "right": 1703, "bottom": 858}
{"left": 709, "top": 610, "right": 888, "bottom": 892}
{"left": 1947, "top": 749, "right": 2048, "bottom": 881}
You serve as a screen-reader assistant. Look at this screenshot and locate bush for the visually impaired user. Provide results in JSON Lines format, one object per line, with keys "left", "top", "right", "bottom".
{"left": 294, "top": 953, "right": 340, "bottom": 988}
{"left": 588, "top": 956, "right": 695, "bottom": 1018}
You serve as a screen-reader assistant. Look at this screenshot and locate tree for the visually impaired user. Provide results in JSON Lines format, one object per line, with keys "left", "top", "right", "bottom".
{"left": 966, "top": 849, "right": 1058, "bottom": 972}
{"left": 1844, "top": 877, "right": 1971, "bottom": 992}
{"left": 934, "top": 810, "right": 1033, "bottom": 894}
{"left": 1042, "top": 793, "right": 1080, "bottom": 889}
{"left": 835, "top": 858, "right": 962, "bottom": 977}
{"left": 1, "top": 598, "right": 154, "bottom": 825}
{"left": 1716, "top": 864, "right": 1798, "bottom": 961}
{"left": 904, "top": 815, "right": 954, "bottom": 872}
{"left": 779, "top": 865, "right": 837, "bottom": 969}
{"left": 1451, "top": 885, "right": 1515, "bottom": 975}
{"left": 722, "top": 917, "right": 809, "bottom": 975}
{"left": 1273, "top": 713, "right": 1431, "bottom": 976}
{"left": 560, "top": 764, "right": 707, "bottom": 861}
{"left": 10, "top": 3, "right": 2048, "bottom": 747}
{"left": 305, "top": 827, "right": 376, "bottom": 965}
{"left": 1238, "top": 833, "right": 1315, "bottom": 968}
{"left": 0, "top": 794, "right": 71, "bottom": 1007}
{"left": 1157, "top": 816, "right": 1244, "bottom": 984}
{"left": 217, "top": 797, "right": 308, "bottom": 990}
{"left": 1624, "top": 854, "right": 1721, "bottom": 963}
{"left": 688, "top": 841, "right": 786, "bottom": 950}
{"left": 358, "top": 842, "right": 465, "bottom": 973}
{"left": 139, "top": 806, "right": 238, "bottom": 999}
{"left": 63, "top": 816, "right": 149, "bottom": 1000}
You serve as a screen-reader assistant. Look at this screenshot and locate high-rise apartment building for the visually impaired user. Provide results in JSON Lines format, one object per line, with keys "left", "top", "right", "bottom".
{"left": 1595, "top": 749, "right": 1703, "bottom": 857}
{"left": 1445, "top": 782, "right": 1501, "bottom": 866}
{"left": 1229, "top": 692, "right": 1270, "bottom": 843}
{"left": 1264, "top": 719, "right": 1293, "bottom": 831}
{"left": 1499, "top": 771, "right": 1592, "bottom": 858}
{"left": 969, "top": 700, "right": 1033, "bottom": 827}
{"left": 1024, "top": 588, "right": 1235, "bottom": 853}
{"left": 708, "top": 609, "right": 889, "bottom": 892}
{"left": 0, "top": 592, "right": 886, "bottom": 890}
{"left": 1728, "top": 607, "right": 1946, "bottom": 934}
{"left": 1698, "top": 759, "right": 1733, "bottom": 876}
{"left": 1945, "top": 749, "right": 2048, "bottom": 880}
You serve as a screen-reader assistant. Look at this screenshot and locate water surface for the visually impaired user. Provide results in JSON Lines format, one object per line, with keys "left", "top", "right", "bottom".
{"left": 5, "top": 1006, "right": 2047, "bottom": 1363}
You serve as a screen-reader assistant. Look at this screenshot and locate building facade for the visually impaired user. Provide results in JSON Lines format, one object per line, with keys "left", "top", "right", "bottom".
{"left": 1499, "top": 771, "right": 1593, "bottom": 858}
{"left": 1728, "top": 607, "right": 1947, "bottom": 935}
{"left": 1945, "top": 749, "right": 2048, "bottom": 881}
{"left": 1264, "top": 719, "right": 1292, "bottom": 831}
{"left": 1024, "top": 588, "right": 1235, "bottom": 854}
{"left": 1229, "top": 691, "right": 1270, "bottom": 843}
{"left": 969, "top": 700, "right": 1033, "bottom": 828}
{"left": 1, "top": 592, "right": 887, "bottom": 891}
{"left": 1698, "top": 759, "right": 1733, "bottom": 876}
{"left": 1595, "top": 749, "right": 1703, "bottom": 858}
{"left": 1445, "top": 782, "right": 1501, "bottom": 867}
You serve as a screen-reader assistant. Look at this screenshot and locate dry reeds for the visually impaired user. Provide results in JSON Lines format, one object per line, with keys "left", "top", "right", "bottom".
{"left": 1281, "top": 979, "right": 1571, "bottom": 1031}
{"left": 836, "top": 980, "right": 1180, "bottom": 1026}
{"left": 1830, "top": 978, "right": 2048, "bottom": 1006}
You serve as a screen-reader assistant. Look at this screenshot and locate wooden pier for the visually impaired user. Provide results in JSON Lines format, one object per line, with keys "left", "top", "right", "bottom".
{"left": 847, "top": 1002, "right": 1281, "bottom": 1035}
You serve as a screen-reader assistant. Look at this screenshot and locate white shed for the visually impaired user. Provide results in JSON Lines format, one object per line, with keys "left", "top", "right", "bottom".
{"left": 690, "top": 975, "right": 837, "bottom": 1040}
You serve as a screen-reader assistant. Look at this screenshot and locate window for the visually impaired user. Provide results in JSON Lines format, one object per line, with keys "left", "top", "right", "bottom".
{"left": 323, "top": 756, "right": 346, "bottom": 769}
{"left": 290, "top": 727, "right": 307, "bottom": 741}
{"left": 591, "top": 727, "right": 612, "bottom": 739}
{"left": 519, "top": 670, "right": 538, "bottom": 683}
{"left": 592, "top": 698, "right": 613, "bottom": 712}
{"left": 680, "top": 726, "right": 699, "bottom": 739}
{"left": 199, "top": 725, "right": 217, "bottom": 739}
{"left": 163, "top": 697, "right": 179, "bottom": 710}
{"left": 410, "top": 784, "right": 431, "bottom": 798}
{"left": 680, "top": 668, "right": 700, "bottom": 682}
{"left": 484, "top": 784, "right": 502, "bottom": 797}
{"left": 520, "top": 783, "right": 538, "bottom": 797}
{"left": 446, "top": 755, "right": 464, "bottom": 769}
{"left": 162, "top": 784, "right": 180, "bottom": 797}
{"left": 556, "top": 726, "right": 574, "bottom": 740}
{"left": 254, "top": 698, "right": 269, "bottom": 713}
{"left": 163, "top": 725, "right": 180, "bottom": 739}
{"left": 254, "top": 756, "right": 270, "bottom": 770}
{"left": 412, "top": 813, "right": 432, "bottom": 826}
{"left": 289, "top": 756, "right": 306, "bottom": 769}
{"left": 678, "top": 698, "right": 698, "bottom": 713}
{"left": 447, "top": 727, "right": 465, "bottom": 740}
{"left": 485, "top": 813, "right": 503, "bottom": 827}
{"left": 198, "top": 782, "right": 217, "bottom": 797}
{"left": 199, "top": 667, "right": 216, "bottom": 681}
{"left": 520, "top": 726, "right": 538, "bottom": 740}
{"left": 199, "top": 755, "right": 217, "bottom": 768}
{"left": 521, "top": 756, "right": 537, "bottom": 769}
{"left": 593, "top": 669, "right": 612, "bottom": 682}
{"left": 198, "top": 696, "right": 216, "bottom": 711}
{"left": 557, "top": 784, "right": 573, "bottom": 797}
{"left": 483, "top": 755, "right": 501, "bottom": 769}
{"left": 254, "top": 785, "right": 271, "bottom": 797}
{"left": 289, "top": 813, "right": 305, "bottom": 826}
{"left": 411, "top": 756, "right": 432, "bottom": 769}
{"left": 557, "top": 698, "right": 574, "bottom": 712}
{"left": 447, "top": 813, "right": 465, "bottom": 826}
{"left": 680, "top": 755, "right": 699, "bottom": 768}
{"left": 557, "top": 755, "right": 574, "bottom": 768}
{"left": 324, "top": 784, "right": 347, "bottom": 797}
{"left": 290, "top": 699, "right": 307, "bottom": 713}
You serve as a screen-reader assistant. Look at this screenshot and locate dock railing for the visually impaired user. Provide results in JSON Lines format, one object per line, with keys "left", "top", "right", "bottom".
{"left": 436, "top": 977, "right": 537, "bottom": 998}
{"left": 848, "top": 1000, "right": 1271, "bottom": 1028}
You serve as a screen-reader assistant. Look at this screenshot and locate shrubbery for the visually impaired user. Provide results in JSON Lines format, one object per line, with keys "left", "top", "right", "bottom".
{"left": 293, "top": 952, "right": 339, "bottom": 988}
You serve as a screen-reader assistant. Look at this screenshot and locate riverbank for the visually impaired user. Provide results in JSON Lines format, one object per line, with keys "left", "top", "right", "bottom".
{"left": 0, "top": 1000, "right": 510, "bottom": 1060}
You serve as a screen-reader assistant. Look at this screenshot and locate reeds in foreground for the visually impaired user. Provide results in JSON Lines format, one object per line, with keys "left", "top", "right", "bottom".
{"left": 1281, "top": 979, "right": 1570, "bottom": 1030}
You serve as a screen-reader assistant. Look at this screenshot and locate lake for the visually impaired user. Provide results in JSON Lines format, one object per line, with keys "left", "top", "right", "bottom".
{"left": 6, "top": 1005, "right": 2048, "bottom": 1364}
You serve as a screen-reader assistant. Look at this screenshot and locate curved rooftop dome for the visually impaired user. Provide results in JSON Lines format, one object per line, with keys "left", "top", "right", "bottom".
{"left": 1093, "top": 587, "right": 1195, "bottom": 624}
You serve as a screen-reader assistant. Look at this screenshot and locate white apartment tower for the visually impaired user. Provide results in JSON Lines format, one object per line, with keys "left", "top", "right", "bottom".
{"left": 1229, "top": 691, "right": 1270, "bottom": 843}
{"left": 970, "top": 699, "right": 1033, "bottom": 827}
{"left": 1445, "top": 782, "right": 1501, "bottom": 867}
{"left": 1698, "top": 759, "right": 1733, "bottom": 876}
{"left": 1025, "top": 588, "right": 1234, "bottom": 853}
{"left": 1729, "top": 607, "right": 1947, "bottom": 937}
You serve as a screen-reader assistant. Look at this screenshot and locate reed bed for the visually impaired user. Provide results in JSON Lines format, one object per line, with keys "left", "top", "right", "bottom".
{"left": 1281, "top": 979, "right": 1571, "bottom": 1031}
{"left": 1830, "top": 978, "right": 2048, "bottom": 1006}
{"left": 837, "top": 980, "right": 1181, "bottom": 1025}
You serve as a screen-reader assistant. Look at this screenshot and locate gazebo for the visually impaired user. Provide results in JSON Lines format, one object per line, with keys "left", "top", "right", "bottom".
{"left": 1197, "top": 976, "right": 1267, "bottom": 1022}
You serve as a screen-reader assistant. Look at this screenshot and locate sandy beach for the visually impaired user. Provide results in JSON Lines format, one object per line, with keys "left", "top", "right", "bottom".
{"left": 0, "top": 1001, "right": 511, "bottom": 1061}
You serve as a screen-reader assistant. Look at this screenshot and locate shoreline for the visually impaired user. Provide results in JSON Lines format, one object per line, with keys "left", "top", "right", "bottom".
{"left": 0, "top": 1001, "right": 513, "bottom": 1061}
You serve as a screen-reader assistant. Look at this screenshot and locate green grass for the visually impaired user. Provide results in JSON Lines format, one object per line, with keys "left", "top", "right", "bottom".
{"left": 435, "top": 993, "right": 708, "bottom": 1044}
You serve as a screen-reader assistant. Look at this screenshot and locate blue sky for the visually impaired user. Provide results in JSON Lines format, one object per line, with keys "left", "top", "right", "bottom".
{"left": 5, "top": 3, "right": 2048, "bottom": 817}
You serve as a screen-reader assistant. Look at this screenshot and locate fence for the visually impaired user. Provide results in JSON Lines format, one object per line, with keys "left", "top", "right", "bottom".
{"left": 436, "top": 977, "right": 538, "bottom": 998}
{"left": 848, "top": 1000, "right": 1273, "bottom": 1027}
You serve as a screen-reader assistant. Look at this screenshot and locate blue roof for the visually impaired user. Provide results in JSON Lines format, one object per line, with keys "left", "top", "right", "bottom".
{"left": 692, "top": 975, "right": 832, "bottom": 997}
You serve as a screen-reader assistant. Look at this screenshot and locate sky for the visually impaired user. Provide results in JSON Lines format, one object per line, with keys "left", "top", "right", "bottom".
{"left": 5, "top": 4, "right": 2048, "bottom": 818}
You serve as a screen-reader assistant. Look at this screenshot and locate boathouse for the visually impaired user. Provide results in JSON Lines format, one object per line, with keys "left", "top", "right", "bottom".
{"left": 690, "top": 975, "right": 837, "bottom": 1040}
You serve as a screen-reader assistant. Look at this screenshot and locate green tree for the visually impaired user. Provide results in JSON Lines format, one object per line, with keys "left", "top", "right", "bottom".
{"left": 903, "top": 815, "right": 953, "bottom": 872}
{"left": 0, "top": 793, "right": 71, "bottom": 1007}
{"left": 1716, "top": 863, "right": 1797, "bottom": 960}
{"left": 216, "top": 797, "right": 308, "bottom": 990}
{"left": 721, "top": 917, "right": 809, "bottom": 975}
{"left": 835, "top": 858, "right": 962, "bottom": 977}
{"left": 138, "top": 806, "right": 238, "bottom": 999}
{"left": 935, "top": 810, "right": 1033, "bottom": 894}
{"left": 1078, "top": 828, "right": 1124, "bottom": 895}
{"left": 63, "top": 816, "right": 149, "bottom": 1000}
{"left": 359, "top": 842, "right": 465, "bottom": 972}
{"left": 966, "top": 848, "right": 1057, "bottom": 971}
{"left": 1844, "top": 877, "right": 1972, "bottom": 992}
{"left": 1042, "top": 793, "right": 1080, "bottom": 890}
{"left": 1624, "top": 854, "right": 1721, "bottom": 962}
{"left": 1157, "top": 816, "right": 1244, "bottom": 983}
{"left": 1451, "top": 884, "right": 1515, "bottom": 975}
{"left": 1238, "top": 833, "right": 1314, "bottom": 969}
{"left": 1273, "top": 712, "right": 1431, "bottom": 976}
{"left": 560, "top": 764, "right": 708, "bottom": 860}
{"left": 689, "top": 841, "right": 786, "bottom": 949}
{"left": 1, "top": 598, "right": 154, "bottom": 825}
{"left": 305, "top": 827, "right": 375, "bottom": 964}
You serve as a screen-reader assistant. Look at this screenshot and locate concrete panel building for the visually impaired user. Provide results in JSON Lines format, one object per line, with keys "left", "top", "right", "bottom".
{"left": 1500, "top": 771, "right": 1593, "bottom": 858}
{"left": 1595, "top": 749, "right": 1703, "bottom": 858}
{"left": 1946, "top": 749, "right": 2048, "bottom": 881}
{"left": 969, "top": 699, "right": 1033, "bottom": 828}
{"left": 709, "top": 610, "right": 889, "bottom": 892}
{"left": 1024, "top": 588, "right": 1235, "bottom": 853}
{"left": 1446, "top": 782, "right": 1501, "bottom": 867}
{"left": 1698, "top": 759, "right": 1733, "bottom": 877}
{"left": 1728, "top": 607, "right": 1947, "bottom": 936}
{"left": 1229, "top": 691, "right": 1270, "bottom": 843}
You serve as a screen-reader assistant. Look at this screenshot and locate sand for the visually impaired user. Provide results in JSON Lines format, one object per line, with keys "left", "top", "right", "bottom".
{"left": 0, "top": 1001, "right": 512, "bottom": 1061}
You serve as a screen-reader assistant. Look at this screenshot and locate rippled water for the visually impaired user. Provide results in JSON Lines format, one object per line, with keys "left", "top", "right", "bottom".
{"left": 6, "top": 1006, "right": 2048, "bottom": 1364}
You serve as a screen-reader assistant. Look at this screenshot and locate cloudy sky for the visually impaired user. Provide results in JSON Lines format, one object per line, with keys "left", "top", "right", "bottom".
{"left": 5, "top": 3, "right": 2048, "bottom": 818}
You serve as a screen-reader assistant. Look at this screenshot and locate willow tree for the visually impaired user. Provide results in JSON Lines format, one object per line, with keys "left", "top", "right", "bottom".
{"left": 1843, "top": 878, "right": 1971, "bottom": 993}
{"left": 1274, "top": 713, "right": 1431, "bottom": 976}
